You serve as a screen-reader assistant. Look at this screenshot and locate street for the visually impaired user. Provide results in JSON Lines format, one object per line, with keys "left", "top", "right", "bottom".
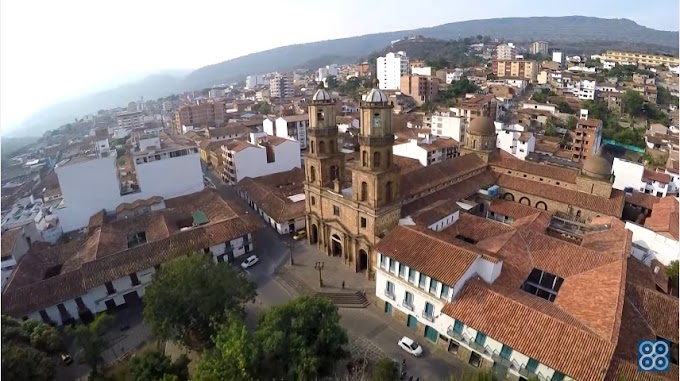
{"left": 207, "top": 169, "right": 470, "bottom": 380}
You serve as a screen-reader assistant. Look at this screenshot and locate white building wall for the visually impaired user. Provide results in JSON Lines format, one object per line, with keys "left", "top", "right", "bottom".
{"left": 133, "top": 151, "right": 204, "bottom": 201}
{"left": 626, "top": 222, "right": 680, "bottom": 266}
{"left": 392, "top": 140, "right": 428, "bottom": 166}
{"left": 377, "top": 52, "right": 409, "bottom": 90}
{"left": 430, "top": 113, "right": 464, "bottom": 141}
{"left": 612, "top": 158, "right": 646, "bottom": 192}
{"left": 274, "top": 118, "right": 309, "bottom": 149}
{"left": 232, "top": 140, "right": 301, "bottom": 182}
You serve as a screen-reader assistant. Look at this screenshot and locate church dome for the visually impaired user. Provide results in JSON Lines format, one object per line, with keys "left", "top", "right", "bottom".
{"left": 365, "top": 88, "right": 389, "bottom": 104}
{"left": 312, "top": 82, "right": 332, "bottom": 102}
{"left": 582, "top": 150, "right": 612, "bottom": 179}
{"left": 468, "top": 116, "right": 496, "bottom": 136}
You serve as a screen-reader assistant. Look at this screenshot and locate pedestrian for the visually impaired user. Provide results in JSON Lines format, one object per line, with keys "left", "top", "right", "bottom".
{"left": 409, "top": 376, "right": 413, "bottom": 381}
{"left": 342, "top": 281, "right": 345, "bottom": 289}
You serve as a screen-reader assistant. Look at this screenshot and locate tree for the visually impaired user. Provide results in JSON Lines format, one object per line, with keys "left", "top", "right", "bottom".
{"left": 128, "top": 350, "right": 189, "bottom": 381}
{"left": 443, "top": 76, "right": 479, "bottom": 100}
{"left": 544, "top": 119, "right": 557, "bottom": 137}
{"left": 566, "top": 115, "right": 578, "bottom": 131}
{"left": 143, "top": 254, "right": 257, "bottom": 349}
{"left": 193, "top": 320, "right": 261, "bottom": 381}
{"left": 371, "top": 358, "right": 399, "bottom": 381}
{"left": 667, "top": 260, "right": 679, "bottom": 288}
{"left": 657, "top": 86, "right": 679, "bottom": 106}
{"left": 255, "top": 296, "right": 349, "bottom": 380}
{"left": 252, "top": 101, "right": 271, "bottom": 115}
{"left": 1, "top": 345, "right": 55, "bottom": 381}
{"left": 68, "top": 313, "right": 114, "bottom": 377}
{"left": 530, "top": 88, "right": 555, "bottom": 103}
{"left": 622, "top": 90, "right": 644, "bottom": 117}
{"left": 326, "top": 75, "right": 339, "bottom": 90}
{"left": 556, "top": 100, "right": 574, "bottom": 114}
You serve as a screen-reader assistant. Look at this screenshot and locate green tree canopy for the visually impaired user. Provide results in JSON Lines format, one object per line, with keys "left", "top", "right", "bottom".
{"left": 68, "top": 313, "right": 114, "bottom": 377}
{"left": 667, "top": 260, "right": 679, "bottom": 289}
{"left": 622, "top": 90, "right": 644, "bottom": 117}
{"left": 443, "top": 76, "right": 479, "bottom": 100}
{"left": 556, "top": 100, "right": 574, "bottom": 114}
{"left": 530, "top": 88, "right": 555, "bottom": 103}
{"left": 566, "top": 115, "right": 578, "bottom": 131}
{"left": 325, "top": 75, "right": 339, "bottom": 90}
{"left": 1, "top": 316, "right": 61, "bottom": 381}
{"left": 128, "top": 350, "right": 189, "bottom": 381}
{"left": 255, "top": 296, "right": 349, "bottom": 380}
{"left": 371, "top": 358, "right": 399, "bottom": 381}
{"left": 193, "top": 319, "right": 261, "bottom": 381}
{"left": 143, "top": 254, "right": 257, "bottom": 349}
{"left": 657, "top": 86, "right": 679, "bottom": 106}
{"left": 252, "top": 101, "right": 271, "bottom": 115}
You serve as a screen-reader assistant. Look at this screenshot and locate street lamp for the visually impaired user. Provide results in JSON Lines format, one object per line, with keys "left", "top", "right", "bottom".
{"left": 314, "top": 261, "right": 325, "bottom": 288}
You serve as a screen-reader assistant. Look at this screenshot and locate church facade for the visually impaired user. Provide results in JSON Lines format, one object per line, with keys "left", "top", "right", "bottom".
{"left": 304, "top": 83, "right": 401, "bottom": 278}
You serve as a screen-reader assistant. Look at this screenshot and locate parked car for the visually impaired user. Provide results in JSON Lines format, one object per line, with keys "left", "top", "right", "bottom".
{"left": 292, "top": 230, "right": 307, "bottom": 240}
{"left": 240, "top": 255, "right": 260, "bottom": 269}
{"left": 398, "top": 336, "right": 423, "bottom": 357}
{"left": 61, "top": 353, "right": 73, "bottom": 365}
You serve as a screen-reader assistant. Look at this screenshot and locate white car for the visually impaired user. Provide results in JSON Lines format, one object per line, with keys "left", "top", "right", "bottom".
{"left": 398, "top": 336, "right": 423, "bottom": 357}
{"left": 240, "top": 255, "right": 259, "bottom": 269}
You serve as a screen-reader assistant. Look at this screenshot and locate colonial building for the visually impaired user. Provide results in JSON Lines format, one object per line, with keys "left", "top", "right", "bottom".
{"left": 304, "top": 82, "right": 402, "bottom": 276}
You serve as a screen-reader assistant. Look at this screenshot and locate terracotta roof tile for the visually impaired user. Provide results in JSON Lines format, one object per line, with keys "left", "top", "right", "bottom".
{"left": 644, "top": 197, "right": 679, "bottom": 240}
{"left": 400, "top": 153, "right": 487, "bottom": 199}
{"left": 495, "top": 174, "right": 625, "bottom": 216}
{"left": 642, "top": 169, "right": 672, "bottom": 184}
{"left": 1, "top": 228, "right": 22, "bottom": 259}
{"left": 235, "top": 168, "right": 305, "bottom": 223}
{"left": 115, "top": 196, "right": 164, "bottom": 214}
{"left": 410, "top": 200, "right": 461, "bottom": 226}
{"left": 625, "top": 191, "right": 661, "bottom": 211}
{"left": 488, "top": 199, "right": 548, "bottom": 220}
{"left": 375, "top": 225, "right": 478, "bottom": 286}
{"left": 626, "top": 283, "right": 679, "bottom": 342}
{"left": 490, "top": 150, "right": 578, "bottom": 183}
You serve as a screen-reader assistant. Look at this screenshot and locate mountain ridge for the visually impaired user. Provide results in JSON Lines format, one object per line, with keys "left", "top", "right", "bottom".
{"left": 11, "top": 16, "right": 679, "bottom": 137}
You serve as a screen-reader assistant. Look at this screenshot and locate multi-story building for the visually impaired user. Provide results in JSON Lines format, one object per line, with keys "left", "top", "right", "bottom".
{"left": 1, "top": 228, "right": 29, "bottom": 289}
{"left": 399, "top": 75, "right": 439, "bottom": 105}
{"left": 221, "top": 132, "right": 301, "bottom": 185}
{"left": 317, "top": 64, "right": 339, "bottom": 81}
{"left": 569, "top": 110, "right": 603, "bottom": 163}
{"left": 411, "top": 66, "right": 434, "bottom": 77}
{"left": 495, "top": 43, "right": 516, "bottom": 60}
{"left": 54, "top": 133, "right": 204, "bottom": 232}
{"left": 208, "top": 88, "right": 226, "bottom": 99}
{"left": 236, "top": 168, "right": 306, "bottom": 235}
{"left": 173, "top": 102, "right": 227, "bottom": 134}
{"left": 491, "top": 60, "right": 538, "bottom": 82}
{"left": 1, "top": 188, "right": 263, "bottom": 326}
{"left": 270, "top": 73, "right": 294, "bottom": 98}
{"left": 612, "top": 158, "right": 678, "bottom": 197}
{"left": 495, "top": 124, "right": 535, "bottom": 160}
{"left": 377, "top": 51, "right": 409, "bottom": 90}
{"left": 374, "top": 206, "right": 677, "bottom": 381}
{"left": 427, "top": 111, "right": 465, "bottom": 142}
{"left": 263, "top": 114, "right": 309, "bottom": 150}
{"left": 116, "top": 110, "right": 144, "bottom": 131}
{"left": 392, "top": 134, "right": 459, "bottom": 166}
{"left": 445, "top": 69, "right": 465, "bottom": 84}
{"left": 627, "top": 196, "right": 680, "bottom": 267}
{"left": 572, "top": 79, "right": 596, "bottom": 100}
{"left": 602, "top": 50, "right": 680, "bottom": 67}
{"left": 246, "top": 74, "right": 267, "bottom": 89}
{"left": 529, "top": 41, "right": 549, "bottom": 56}
{"left": 552, "top": 50, "right": 565, "bottom": 67}
{"left": 1, "top": 197, "right": 63, "bottom": 244}
{"left": 450, "top": 95, "right": 499, "bottom": 133}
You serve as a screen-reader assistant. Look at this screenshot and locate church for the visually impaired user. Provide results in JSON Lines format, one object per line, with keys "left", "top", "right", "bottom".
{"left": 303, "top": 81, "right": 624, "bottom": 280}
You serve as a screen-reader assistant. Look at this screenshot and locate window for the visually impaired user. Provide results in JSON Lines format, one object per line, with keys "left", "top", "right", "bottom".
{"left": 360, "top": 217, "right": 367, "bottom": 228}
{"left": 398, "top": 263, "right": 405, "bottom": 277}
{"left": 453, "top": 320, "right": 464, "bottom": 334}
{"left": 500, "top": 344, "right": 513, "bottom": 360}
{"left": 389, "top": 258, "right": 396, "bottom": 273}
{"left": 404, "top": 291, "right": 414, "bottom": 309}
{"left": 318, "top": 141, "right": 326, "bottom": 154}
{"left": 360, "top": 182, "right": 368, "bottom": 201}
{"left": 525, "top": 358, "right": 539, "bottom": 373}
{"left": 379, "top": 254, "right": 386, "bottom": 269}
{"left": 440, "top": 284, "right": 450, "bottom": 299}
{"left": 130, "top": 273, "right": 140, "bottom": 286}
{"left": 310, "top": 166, "right": 316, "bottom": 182}
{"left": 408, "top": 268, "right": 416, "bottom": 283}
{"left": 429, "top": 278, "right": 439, "bottom": 295}
{"left": 333, "top": 205, "right": 340, "bottom": 216}
{"left": 105, "top": 282, "right": 116, "bottom": 295}
{"left": 552, "top": 372, "right": 565, "bottom": 381}
{"left": 522, "top": 268, "right": 564, "bottom": 302}
{"left": 418, "top": 274, "right": 427, "bottom": 289}
{"left": 127, "top": 232, "right": 147, "bottom": 248}
{"left": 311, "top": 196, "right": 316, "bottom": 206}
{"left": 385, "top": 181, "right": 393, "bottom": 203}
{"left": 373, "top": 151, "right": 381, "bottom": 167}
{"left": 475, "top": 332, "right": 487, "bottom": 346}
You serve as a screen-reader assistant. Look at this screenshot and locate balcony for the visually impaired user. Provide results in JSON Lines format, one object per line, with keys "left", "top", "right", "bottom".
{"left": 384, "top": 289, "right": 396, "bottom": 300}
{"left": 519, "top": 366, "right": 537, "bottom": 378}
{"left": 491, "top": 352, "right": 514, "bottom": 369}
{"left": 402, "top": 300, "right": 414, "bottom": 311}
{"left": 446, "top": 327, "right": 465, "bottom": 342}
{"left": 468, "top": 340, "right": 490, "bottom": 355}
{"left": 421, "top": 310, "right": 435, "bottom": 322}
{"left": 358, "top": 135, "right": 395, "bottom": 146}
{"left": 308, "top": 126, "right": 338, "bottom": 136}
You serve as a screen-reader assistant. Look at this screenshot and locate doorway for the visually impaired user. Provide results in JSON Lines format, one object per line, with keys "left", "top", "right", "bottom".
{"left": 424, "top": 326, "right": 438, "bottom": 343}
{"left": 288, "top": 223, "right": 295, "bottom": 234}
{"left": 310, "top": 224, "right": 318, "bottom": 244}
{"left": 358, "top": 250, "right": 369, "bottom": 272}
{"left": 407, "top": 315, "right": 417, "bottom": 329}
{"left": 331, "top": 234, "right": 342, "bottom": 257}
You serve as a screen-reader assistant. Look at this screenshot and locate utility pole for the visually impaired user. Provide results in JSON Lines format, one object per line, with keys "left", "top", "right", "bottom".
{"left": 288, "top": 233, "right": 295, "bottom": 266}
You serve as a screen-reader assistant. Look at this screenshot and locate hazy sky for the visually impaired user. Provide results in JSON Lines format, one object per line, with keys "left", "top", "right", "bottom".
{"left": 1, "top": 0, "right": 678, "bottom": 132}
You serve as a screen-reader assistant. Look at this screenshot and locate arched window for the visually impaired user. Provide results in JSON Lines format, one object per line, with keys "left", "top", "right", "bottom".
{"left": 360, "top": 182, "right": 368, "bottom": 201}
{"left": 310, "top": 166, "right": 316, "bottom": 182}
{"left": 329, "top": 141, "right": 335, "bottom": 153}
{"left": 311, "top": 141, "right": 315, "bottom": 154}
{"left": 385, "top": 181, "right": 393, "bottom": 203}
{"left": 330, "top": 165, "right": 338, "bottom": 181}
{"left": 472, "top": 139, "right": 477, "bottom": 149}
{"left": 373, "top": 152, "right": 381, "bottom": 167}
{"left": 362, "top": 151, "right": 368, "bottom": 167}
{"left": 317, "top": 111, "right": 324, "bottom": 123}
{"left": 318, "top": 141, "right": 326, "bottom": 154}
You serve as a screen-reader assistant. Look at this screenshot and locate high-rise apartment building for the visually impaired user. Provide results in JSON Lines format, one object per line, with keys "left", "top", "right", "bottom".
{"left": 246, "top": 74, "right": 266, "bottom": 89}
{"left": 173, "top": 102, "right": 227, "bottom": 133}
{"left": 399, "top": 75, "right": 439, "bottom": 105}
{"left": 491, "top": 60, "right": 538, "bottom": 82}
{"left": 377, "top": 51, "right": 409, "bottom": 90}
{"left": 495, "top": 43, "right": 516, "bottom": 60}
{"left": 270, "top": 73, "right": 294, "bottom": 98}
{"left": 602, "top": 50, "right": 680, "bottom": 67}
{"left": 117, "top": 110, "right": 145, "bottom": 131}
{"left": 529, "top": 41, "right": 549, "bottom": 56}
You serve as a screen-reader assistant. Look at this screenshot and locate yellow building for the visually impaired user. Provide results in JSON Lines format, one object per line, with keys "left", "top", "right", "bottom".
{"left": 602, "top": 50, "right": 679, "bottom": 67}
{"left": 491, "top": 60, "right": 538, "bottom": 82}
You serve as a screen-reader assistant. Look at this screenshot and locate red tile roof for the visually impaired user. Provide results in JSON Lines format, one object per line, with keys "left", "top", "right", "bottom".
{"left": 642, "top": 169, "right": 671, "bottom": 184}
{"left": 490, "top": 150, "right": 578, "bottom": 183}
{"left": 235, "top": 168, "right": 306, "bottom": 223}
{"left": 1, "top": 228, "right": 23, "bottom": 259}
{"left": 644, "top": 197, "right": 679, "bottom": 240}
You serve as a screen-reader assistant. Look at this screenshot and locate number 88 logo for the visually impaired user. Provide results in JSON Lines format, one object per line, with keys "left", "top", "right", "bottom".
{"left": 638, "top": 340, "right": 670, "bottom": 372}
